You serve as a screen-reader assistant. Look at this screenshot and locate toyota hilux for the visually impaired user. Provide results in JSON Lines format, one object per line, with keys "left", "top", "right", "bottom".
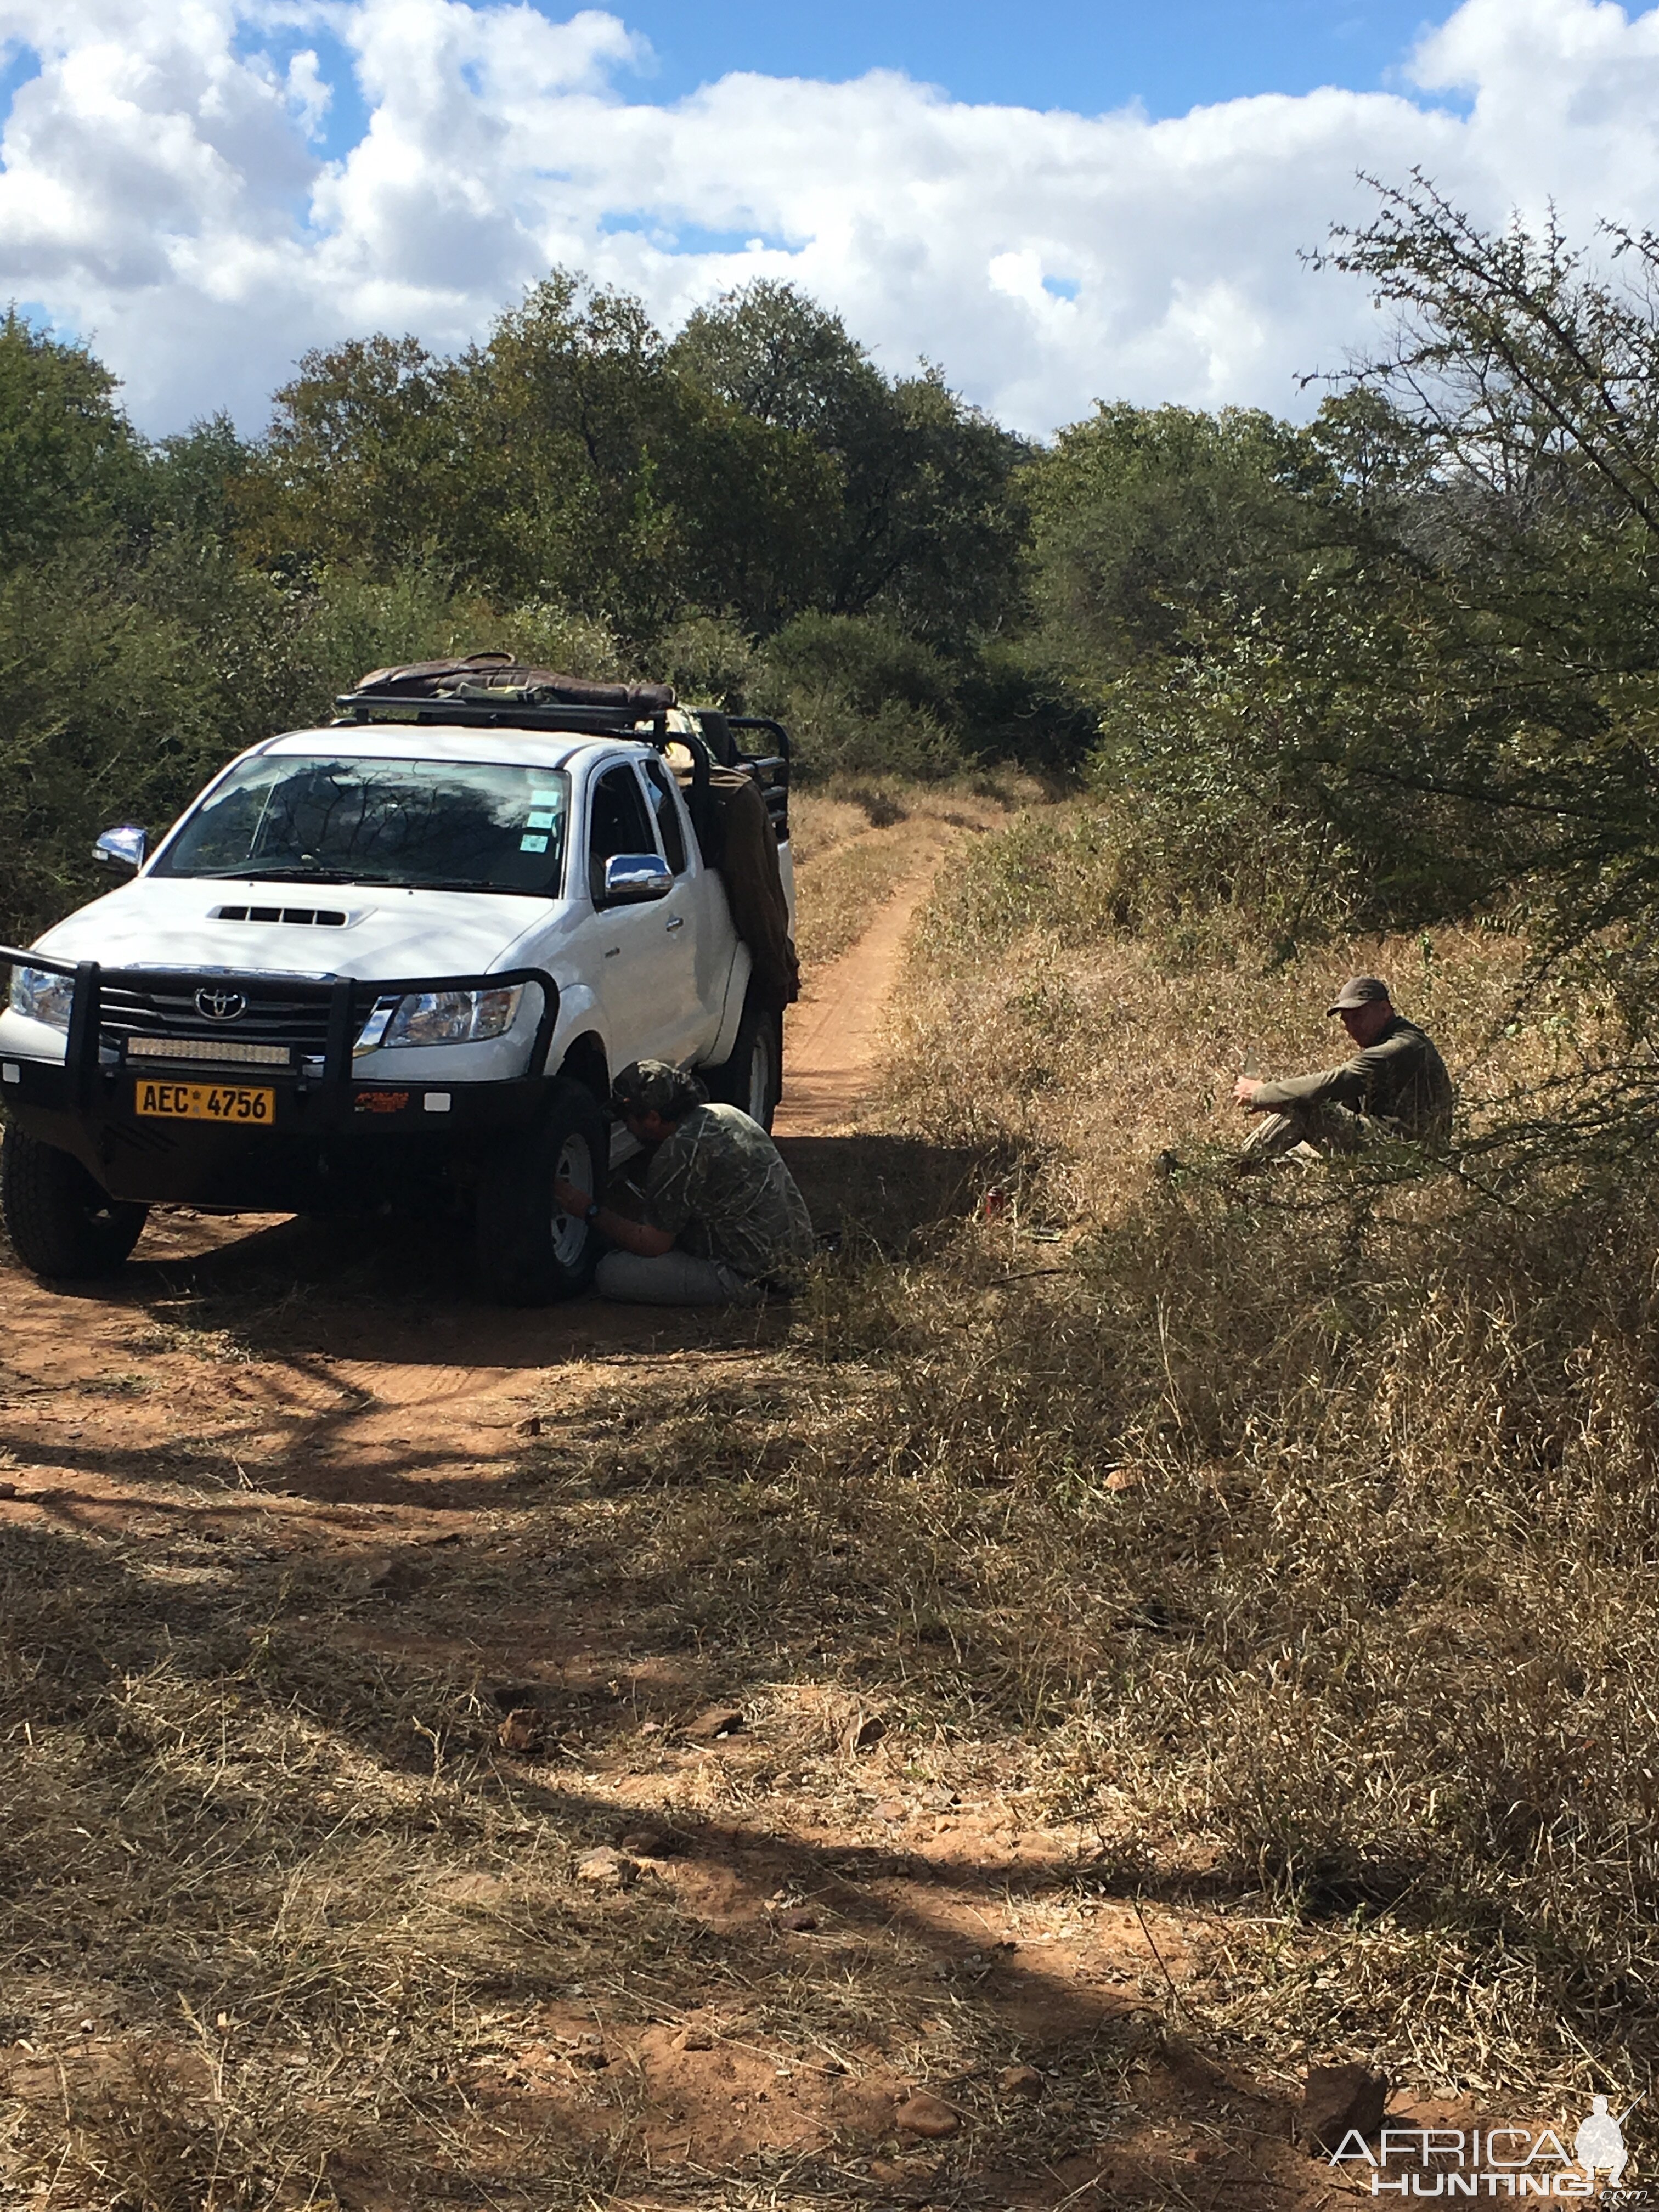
{"left": 0, "top": 682, "right": 792, "bottom": 1302}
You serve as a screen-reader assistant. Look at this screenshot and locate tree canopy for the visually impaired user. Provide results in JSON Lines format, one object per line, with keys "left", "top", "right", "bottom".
{"left": 14, "top": 188, "right": 1659, "bottom": 1151}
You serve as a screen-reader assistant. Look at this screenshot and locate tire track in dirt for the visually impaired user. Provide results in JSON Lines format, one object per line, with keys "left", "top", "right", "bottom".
{"left": 775, "top": 841, "right": 964, "bottom": 1137}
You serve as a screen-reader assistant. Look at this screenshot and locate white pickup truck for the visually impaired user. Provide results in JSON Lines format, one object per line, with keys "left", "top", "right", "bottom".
{"left": 0, "top": 685, "right": 793, "bottom": 1302}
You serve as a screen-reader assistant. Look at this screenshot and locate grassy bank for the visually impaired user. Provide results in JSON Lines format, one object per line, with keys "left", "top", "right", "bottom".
{"left": 864, "top": 803, "right": 1659, "bottom": 2102}
{"left": 788, "top": 776, "right": 1028, "bottom": 974}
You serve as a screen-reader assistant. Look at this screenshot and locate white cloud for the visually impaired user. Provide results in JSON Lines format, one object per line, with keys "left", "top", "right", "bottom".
{"left": 2, "top": 0, "right": 1658, "bottom": 436}
{"left": 284, "top": 48, "right": 332, "bottom": 140}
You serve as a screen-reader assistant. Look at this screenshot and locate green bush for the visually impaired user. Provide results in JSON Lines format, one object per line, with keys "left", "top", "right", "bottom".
{"left": 653, "top": 612, "right": 757, "bottom": 708}
{"left": 755, "top": 612, "right": 967, "bottom": 780}
{"left": 0, "top": 562, "right": 221, "bottom": 944}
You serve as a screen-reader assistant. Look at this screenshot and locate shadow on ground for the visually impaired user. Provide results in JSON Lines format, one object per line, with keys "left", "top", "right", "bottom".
{"left": 0, "top": 1506, "right": 1310, "bottom": 2211}
{"left": 0, "top": 1124, "right": 1345, "bottom": 2211}
{"left": 775, "top": 1135, "right": 990, "bottom": 1250}
{"left": 8, "top": 1135, "right": 995, "bottom": 1376}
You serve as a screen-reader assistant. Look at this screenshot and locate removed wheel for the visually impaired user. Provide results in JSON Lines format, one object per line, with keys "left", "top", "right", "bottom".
{"left": 473, "top": 1077, "right": 607, "bottom": 1305}
{"left": 704, "top": 983, "right": 782, "bottom": 1130}
{"left": 1, "top": 1128, "right": 150, "bottom": 1278}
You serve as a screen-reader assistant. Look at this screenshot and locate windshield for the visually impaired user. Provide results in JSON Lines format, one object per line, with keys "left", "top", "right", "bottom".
{"left": 153, "top": 756, "right": 572, "bottom": 895}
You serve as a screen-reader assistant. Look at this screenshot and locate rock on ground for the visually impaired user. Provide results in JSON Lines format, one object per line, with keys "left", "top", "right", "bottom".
{"left": 1300, "top": 2062, "right": 1388, "bottom": 2153}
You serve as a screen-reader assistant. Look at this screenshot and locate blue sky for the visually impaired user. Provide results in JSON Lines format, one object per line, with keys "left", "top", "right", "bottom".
{"left": 256, "top": 0, "right": 1470, "bottom": 174}
{"left": 608, "top": 1, "right": 1458, "bottom": 116}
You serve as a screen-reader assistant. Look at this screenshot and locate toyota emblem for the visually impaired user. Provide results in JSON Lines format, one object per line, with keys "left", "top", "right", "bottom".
{"left": 195, "top": 986, "right": 247, "bottom": 1022}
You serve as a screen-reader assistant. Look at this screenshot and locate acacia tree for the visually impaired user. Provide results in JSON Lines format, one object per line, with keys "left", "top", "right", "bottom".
{"left": 1076, "top": 179, "right": 1659, "bottom": 1012}
{"left": 463, "top": 275, "right": 841, "bottom": 636}
{"left": 1308, "top": 177, "right": 1659, "bottom": 980}
{"left": 1027, "top": 400, "right": 1336, "bottom": 687}
{"left": 0, "top": 311, "right": 149, "bottom": 564}
{"left": 236, "top": 334, "right": 460, "bottom": 578}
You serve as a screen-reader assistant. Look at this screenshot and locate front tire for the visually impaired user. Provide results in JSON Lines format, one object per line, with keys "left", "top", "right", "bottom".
{"left": 704, "top": 985, "right": 782, "bottom": 1131}
{"left": 473, "top": 1077, "right": 607, "bottom": 1305}
{"left": 1, "top": 1130, "right": 150, "bottom": 1279}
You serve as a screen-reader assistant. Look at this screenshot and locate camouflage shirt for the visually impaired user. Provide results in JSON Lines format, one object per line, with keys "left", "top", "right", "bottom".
{"left": 1251, "top": 1015, "right": 1454, "bottom": 1139}
{"left": 645, "top": 1103, "right": 815, "bottom": 1289}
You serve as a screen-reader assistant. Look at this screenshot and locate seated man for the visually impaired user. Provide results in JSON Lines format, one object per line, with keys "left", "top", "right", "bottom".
{"left": 1233, "top": 973, "right": 1454, "bottom": 1163}
{"left": 553, "top": 1059, "right": 815, "bottom": 1306}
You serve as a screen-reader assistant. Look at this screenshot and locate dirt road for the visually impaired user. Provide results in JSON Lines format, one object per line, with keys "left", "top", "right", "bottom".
{"left": 774, "top": 848, "right": 942, "bottom": 1136}
{"left": 0, "top": 838, "right": 972, "bottom": 1572}
{"left": 1, "top": 812, "right": 1347, "bottom": 2212}
{"left": 0, "top": 822, "right": 958, "bottom": 1478}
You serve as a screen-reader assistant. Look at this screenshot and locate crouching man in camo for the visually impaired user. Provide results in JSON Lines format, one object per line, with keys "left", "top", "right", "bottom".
{"left": 552, "top": 1060, "right": 815, "bottom": 1306}
{"left": 1233, "top": 974, "right": 1454, "bottom": 1165}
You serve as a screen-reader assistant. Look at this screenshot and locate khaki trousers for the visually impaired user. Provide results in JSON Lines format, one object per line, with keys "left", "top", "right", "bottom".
{"left": 1241, "top": 1100, "right": 1390, "bottom": 1163}
{"left": 594, "top": 1249, "right": 761, "bottom": 1306}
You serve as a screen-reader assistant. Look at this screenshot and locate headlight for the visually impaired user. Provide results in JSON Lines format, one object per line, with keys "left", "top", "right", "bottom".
{"left": 356, "top": 985, "right": 524, "bottom": 1054}
{"left": 8, "top": 965, "right": 75, "bottom": 1030}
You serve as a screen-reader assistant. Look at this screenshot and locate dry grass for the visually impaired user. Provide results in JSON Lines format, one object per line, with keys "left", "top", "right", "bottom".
{"left": 3, "top": 791, "right": 1654, "bottom": 2208}
{"left": 0, "top": 1374, "right": 1206, "bottom": 2211}
{"left": 789, "top": 776, "right": 1027, "bottom": 973}
{"left": 857, "top": 800, "right": 1659, "bottom": 2104}
{"left": 793, "top": 833, "right": 918, "bottom": 974}
{"left": 785, "top": 787, "right": 879, "bottom": 871}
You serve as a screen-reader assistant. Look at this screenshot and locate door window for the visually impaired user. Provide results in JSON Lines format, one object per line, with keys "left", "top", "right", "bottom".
{"left": 587, "top": 763, "right": 656, "bottom": 902}
{"left": 641, "top": 757, "right": 689, "bottom": 875}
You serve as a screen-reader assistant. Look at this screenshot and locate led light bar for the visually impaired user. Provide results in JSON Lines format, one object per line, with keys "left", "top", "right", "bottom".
{"left": 126, "top": 1037, "right": 291, "bottom": 1068}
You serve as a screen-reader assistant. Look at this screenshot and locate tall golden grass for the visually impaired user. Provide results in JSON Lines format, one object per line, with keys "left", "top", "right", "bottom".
{"left": 848, "top": 800, "right": 1659, "bottom": 2100}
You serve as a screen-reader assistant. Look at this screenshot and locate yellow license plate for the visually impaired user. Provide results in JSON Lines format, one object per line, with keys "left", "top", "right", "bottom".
{"left": 134, "top": 1079, "right": 275, "bottom": 1126}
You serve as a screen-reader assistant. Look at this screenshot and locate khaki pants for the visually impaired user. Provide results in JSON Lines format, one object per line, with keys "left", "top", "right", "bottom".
{"left": 1241, "top": 1101, "right": 1392, "bottom": 1164}
{"left": 594, "top": 1249, "right": 761, "bottom": 1306}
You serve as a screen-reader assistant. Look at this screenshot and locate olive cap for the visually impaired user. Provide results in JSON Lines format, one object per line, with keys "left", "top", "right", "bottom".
{"left": 1327, "top": 974, "right": 1393, "bottom": 1015}
{"left": 610, "top": 1059, "right": 707, "bottom": 1121}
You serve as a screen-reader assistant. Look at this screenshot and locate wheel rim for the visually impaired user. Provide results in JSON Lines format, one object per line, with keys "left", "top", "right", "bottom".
{"left": 747, "top": 1028, "right": 775, "bottom": 1124}
{"left": 550, "top": 1131, "right": 594, "bottom": 1269}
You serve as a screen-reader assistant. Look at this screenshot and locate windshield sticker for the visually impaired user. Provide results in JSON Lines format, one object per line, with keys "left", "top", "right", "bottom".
{"left": 526, "top": 810, "right": 556, "bottom": 830}
{"left": 519, "top": 833, "right": 549, "bottom": 853}
{"left": 530, "top": 789, "right": 560, "bottom": 806}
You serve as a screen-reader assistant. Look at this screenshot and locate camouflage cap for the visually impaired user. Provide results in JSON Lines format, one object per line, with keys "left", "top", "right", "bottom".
{"left": 610, "top": 1059, "right": 707, "bottom": 1121}
{"left": 1327, "top": 974, "right": 1393, "bottom": 1015}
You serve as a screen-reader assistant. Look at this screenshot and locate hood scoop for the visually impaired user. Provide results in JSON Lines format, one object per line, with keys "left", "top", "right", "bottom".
{"left": 211, "top": 903, "right": 356, "bottom": 928}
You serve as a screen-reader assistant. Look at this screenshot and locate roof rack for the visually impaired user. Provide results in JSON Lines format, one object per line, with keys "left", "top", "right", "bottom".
{"left": 331, "top": 687, "right": 667, "bottom": 738}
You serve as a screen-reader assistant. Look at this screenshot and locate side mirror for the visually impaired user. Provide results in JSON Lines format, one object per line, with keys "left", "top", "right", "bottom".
{"left": 601, "top": 853, "right": 672, "bottom": 905}
{"left": 93, "top": 824, "right": 146, "bottom": 871}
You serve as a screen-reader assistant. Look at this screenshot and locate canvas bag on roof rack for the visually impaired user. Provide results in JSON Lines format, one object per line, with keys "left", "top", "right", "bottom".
{"left": 354, "top": 653, "right": 676, "bottom": 715}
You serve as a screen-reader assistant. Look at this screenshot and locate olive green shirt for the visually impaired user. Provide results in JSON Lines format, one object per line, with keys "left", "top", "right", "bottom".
{"left": 1251, "top": 1015, "right": 1454, "bottom": 1139}
{"left": 645, "top": 1102, "right": 815, "bottom": 1290}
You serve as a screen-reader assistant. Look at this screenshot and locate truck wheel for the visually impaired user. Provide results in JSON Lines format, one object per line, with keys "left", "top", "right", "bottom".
{"left": 704, "top": 985, "right": 782, "bottom": 1131}
{"left": 1, "top": 1130, "right": 150, "bottom": 1279}
{"left": 473, "top": 1077, "right": 607, "bottom": 1305}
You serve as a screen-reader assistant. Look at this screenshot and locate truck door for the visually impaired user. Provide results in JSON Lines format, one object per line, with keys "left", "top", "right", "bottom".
{"left": 638, "top": 754, "right": 722, "bottom": 1064}
{"left": 582, "top": 761, "right": 676, "bottom": 1065}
